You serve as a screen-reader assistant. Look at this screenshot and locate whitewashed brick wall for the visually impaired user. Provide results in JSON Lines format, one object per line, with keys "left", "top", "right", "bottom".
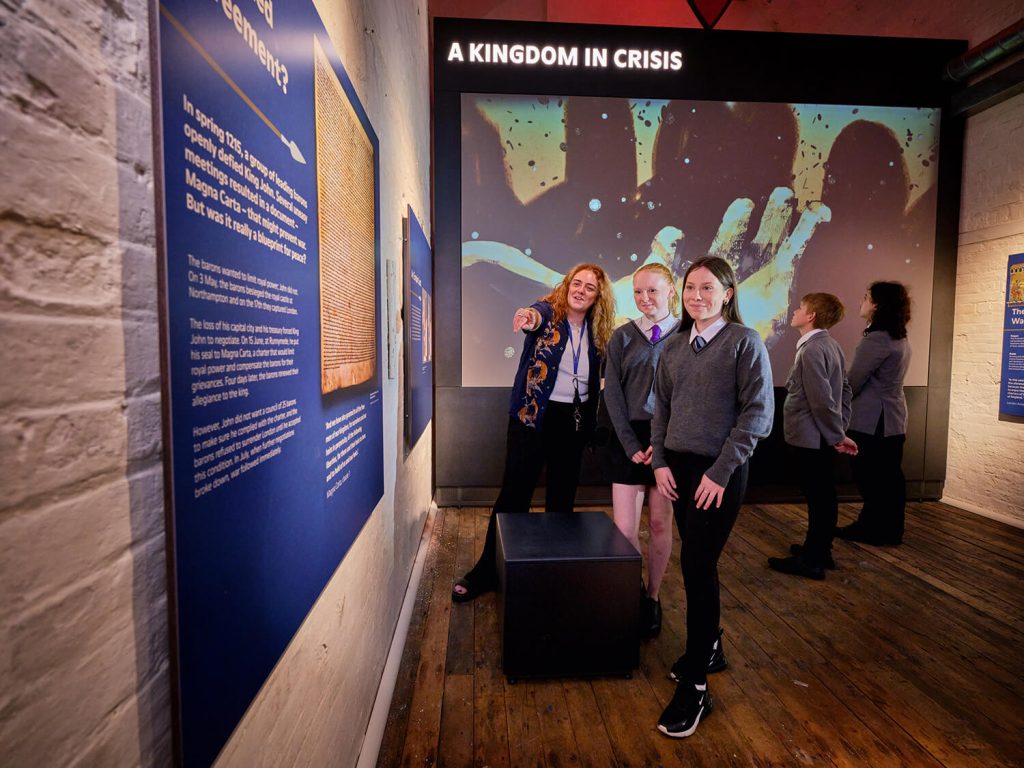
{"left": 0, "top": 0, "right": 171, "bottom": 765}
{"left": 944, "top": 92, "right": 1024, "bottom": 525}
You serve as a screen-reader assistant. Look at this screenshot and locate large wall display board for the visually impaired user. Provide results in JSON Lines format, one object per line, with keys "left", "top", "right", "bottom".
{"left": 433, "top": 18, "right": 965, "bottom": 502}
{"left": 404, "top": 206, "right": 434, "bottom": 451}
{"left": 153, "top": 3, "right": 382, "bottom": 764}
{"left": 1000, "top": 252, "right": 1024, "bottom": 418}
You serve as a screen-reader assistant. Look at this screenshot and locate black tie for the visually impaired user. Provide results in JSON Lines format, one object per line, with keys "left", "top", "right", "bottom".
{"left": 691, "top": 336, "right": 706, "bottom": 353}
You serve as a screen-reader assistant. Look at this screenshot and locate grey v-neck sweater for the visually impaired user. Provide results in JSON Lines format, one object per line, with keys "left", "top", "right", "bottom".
{"left": 603, "top": 320, "right": 680, "bottom": 457}
{"left": 651, "top": 323, "right": 774, "bottom": 486}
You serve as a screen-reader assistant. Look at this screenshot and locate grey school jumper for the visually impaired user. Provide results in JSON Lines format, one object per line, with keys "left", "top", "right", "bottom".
{"left": 651, "top": 323, "right": 774, "bottom": 486}
{"left": 783, "top": 331, "right": 851, "bottom": 449}
{"left": 603, "top": 320, "right": 680, "bottom": 457}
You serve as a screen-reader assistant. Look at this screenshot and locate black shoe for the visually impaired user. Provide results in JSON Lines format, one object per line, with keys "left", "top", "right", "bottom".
{"left": 707, "top": 628, "right": 727, "bottom": 673}
{"left": 657, "top": 683, "right": 713, "bottom": 738}
{"left": 768, "top": 555, "right": 826, "bottom": 581}
{"left": 669, "top": 628, "right": 727, "bottom": 680}
{"left": 641, "top": 596, "right": 662, "bottom": 638}
{"left": 834, "top": 521, "right": 864, "bottom": 541}
{"left": 789, "top": 544, "right": 837, "bottom": 570}
{"left": 835, "top": 524, "right": 902, "bottom": 546}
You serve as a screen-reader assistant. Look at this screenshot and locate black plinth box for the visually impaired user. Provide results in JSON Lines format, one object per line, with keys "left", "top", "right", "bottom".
{"left": 496, "top": 512, "right": 641, "bottom": 679}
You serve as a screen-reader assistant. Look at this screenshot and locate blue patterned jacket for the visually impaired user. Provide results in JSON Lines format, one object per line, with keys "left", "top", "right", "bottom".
{"left": 508, "top": 301, "right": 603, "bottom": 429}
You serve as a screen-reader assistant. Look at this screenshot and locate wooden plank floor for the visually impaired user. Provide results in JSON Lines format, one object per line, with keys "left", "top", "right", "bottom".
{"left": 376, "top": 502, "right": 1024, "bottom": 767}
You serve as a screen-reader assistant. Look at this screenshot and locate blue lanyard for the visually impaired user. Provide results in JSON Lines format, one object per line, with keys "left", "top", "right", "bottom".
{"left": 567, "top": 319, "right": 586, "bottom": 376}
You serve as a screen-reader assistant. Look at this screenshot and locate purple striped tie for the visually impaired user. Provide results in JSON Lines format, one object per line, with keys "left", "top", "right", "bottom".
{"left": 650, "top": 325, "right": 661, "bottom": 342}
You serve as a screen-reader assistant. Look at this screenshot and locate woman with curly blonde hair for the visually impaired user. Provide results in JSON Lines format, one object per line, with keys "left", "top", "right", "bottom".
{"left": 538, "top": 264, "right": 617, "bottom": 358}
{"left": 453, "top": 263, "right": 616, "bottom": 602}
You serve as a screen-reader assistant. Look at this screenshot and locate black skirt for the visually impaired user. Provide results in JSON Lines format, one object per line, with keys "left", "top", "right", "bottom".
{"left": 608, "top": 419, "right": 656, "bottom": 486}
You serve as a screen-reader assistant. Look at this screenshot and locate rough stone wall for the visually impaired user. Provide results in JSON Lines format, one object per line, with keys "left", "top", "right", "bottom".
{"left": 0, "top": 0, "right": 171, "bottom": 764}
{"left": 944, "top": 92, "right": 1024, "bottom": 524}
{"left": 0, "top": 0, "right": 431, "bottom": 765}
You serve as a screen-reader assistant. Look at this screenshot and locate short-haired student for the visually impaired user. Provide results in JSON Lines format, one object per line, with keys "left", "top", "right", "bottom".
{"left": 768, "top": 293, "right": 857, "bottom": 580}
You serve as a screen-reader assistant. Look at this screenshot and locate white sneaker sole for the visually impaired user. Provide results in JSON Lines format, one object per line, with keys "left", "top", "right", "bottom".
{"left": 656, "top": 703, "right": 708, "bottom": 739}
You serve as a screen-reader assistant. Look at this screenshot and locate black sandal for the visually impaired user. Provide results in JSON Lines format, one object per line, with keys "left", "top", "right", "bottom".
{"left": 451, "top": 575, "right": 494, "bottom": 603}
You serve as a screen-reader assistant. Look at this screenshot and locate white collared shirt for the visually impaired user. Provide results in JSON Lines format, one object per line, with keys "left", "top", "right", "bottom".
{"left": 796, "top": 327, "right": 825, "bottom": 350}
{"left": 550, "top": 321, "right": 590, "bottom": 403}
{"left": 689, "top": 316, "right": 728, "bottom": 346}
{"left": 636, "top": 314, "right": 680, "bottom": 341}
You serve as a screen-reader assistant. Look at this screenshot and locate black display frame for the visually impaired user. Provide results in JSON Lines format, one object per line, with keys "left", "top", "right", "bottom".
{"left": 432, "top": 17, "right": 966, "bottom": 505}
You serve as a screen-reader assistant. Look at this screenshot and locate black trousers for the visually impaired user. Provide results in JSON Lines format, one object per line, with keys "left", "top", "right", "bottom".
{"left": 848, "top": 421, "right": 906, "bottom": 541}
{"left": 666, "top": 450, "right": 748, "bottom": 686}
{"left": 793, "top": 440, "right": 838, "bottom": 567}
{"left": 465, "top": 401, "right": 591, "bottom": 587}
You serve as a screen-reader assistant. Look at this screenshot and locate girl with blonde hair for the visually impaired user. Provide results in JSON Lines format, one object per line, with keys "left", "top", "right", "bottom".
{"left": 603, "top": 262, "right": 680, "bottom": 636}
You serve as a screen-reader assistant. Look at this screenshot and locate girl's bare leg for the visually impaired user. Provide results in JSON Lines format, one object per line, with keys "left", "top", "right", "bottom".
{"left": 612, "top": 482, "right": 645, "bottom": 554}
{"left": 645, "top": 485, "right": 674, "bottom": 600}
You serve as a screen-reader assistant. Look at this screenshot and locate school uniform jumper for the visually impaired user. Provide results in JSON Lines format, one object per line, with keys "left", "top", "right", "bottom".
{"left": 603, "top": 318, "right": 680, "bottom": 485}
{"left": 651, "top": 322, "right": 774, "bottom": 686}
{"left": 846, "top": 328, "right": 911, "bottom": 543}
{"left": 782, "top": 330, "right": 852, "bottom": 567}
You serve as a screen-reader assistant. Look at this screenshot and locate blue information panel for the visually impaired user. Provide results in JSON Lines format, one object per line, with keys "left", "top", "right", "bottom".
{"left": 1001, "top": 252, "right": 1024, "bottom": 418}
{"left": 155, "top": 2, "right": 383, "bottom": 764}
{"left": 404, "top": 206, "right": 433, "bottom": 450}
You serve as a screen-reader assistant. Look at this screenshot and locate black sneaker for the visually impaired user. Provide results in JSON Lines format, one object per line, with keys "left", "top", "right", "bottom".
{"left": 789, "top": 543, "right": 837, "bottom": 570}
{"left": 669, "top": 628, "right": 727, "bottom": 680}
{"left": 657, "top": 683, "right": 713, "bottom": 738}
{"left": 707, "top": 628, "right": 727, "bottom": 673}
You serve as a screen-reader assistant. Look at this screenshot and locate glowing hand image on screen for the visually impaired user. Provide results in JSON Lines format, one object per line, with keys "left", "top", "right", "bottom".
{"left": 704, "top": 188, "right": 831, "bottom": 345}
{"left": 460, "top": 94, "right": 939, "bottom": 387}
{"left": 464, "top": 186, "right": 831, "bottom": 350}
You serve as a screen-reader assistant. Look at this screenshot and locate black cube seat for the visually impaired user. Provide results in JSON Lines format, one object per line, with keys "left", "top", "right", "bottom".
{"left": 496, "top": 512, "right": 641, "bottom": 679}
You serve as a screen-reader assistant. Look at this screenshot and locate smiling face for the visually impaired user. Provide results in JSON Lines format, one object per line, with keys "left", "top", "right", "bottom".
{"left": 683, "top": 266, "right": 733, "bottom": 329}
{"left": 566, "top": 268, "right": 599, "bottom": 319}
{"left": 633, "top": 268, "right": 675, "bottom": 322}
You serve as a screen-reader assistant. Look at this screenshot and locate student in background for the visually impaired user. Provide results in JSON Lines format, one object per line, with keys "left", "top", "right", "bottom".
{"left": 451, "top": 264, "right": 616, "bottom": 603}
{"left": 603, "top": 263, "right": 680, "bottom": 638}
{"left": 768, "top": 293, "right": 857, "bottom": 581}
{"left": 651, "top": 256, "right": 774, "bottom": 739}
{"left": 836, "top": 281, "right": 912, "bottom": 546}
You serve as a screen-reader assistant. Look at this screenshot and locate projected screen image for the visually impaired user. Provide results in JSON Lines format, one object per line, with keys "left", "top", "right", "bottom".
{"left": 461, "top": 94, "right": 940, "bottom": 386}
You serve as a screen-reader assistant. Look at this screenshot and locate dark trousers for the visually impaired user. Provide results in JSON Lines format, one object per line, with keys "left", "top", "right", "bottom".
{"left": 849, "top": 421, "right": 906, "bottom": 541}
{"left": 466, "top": 401, "right": 590, "bottom": 587}
{"left": 794, "top": 441, "right": 838, "bottom": 567}
{"left": 666, "top": 450, "right": 748, "bottom": 686}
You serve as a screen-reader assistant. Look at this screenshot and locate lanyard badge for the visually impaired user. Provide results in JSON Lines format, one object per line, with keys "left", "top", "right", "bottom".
{"left": 567, "top": 319, "right": 585, "bottom": 432}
